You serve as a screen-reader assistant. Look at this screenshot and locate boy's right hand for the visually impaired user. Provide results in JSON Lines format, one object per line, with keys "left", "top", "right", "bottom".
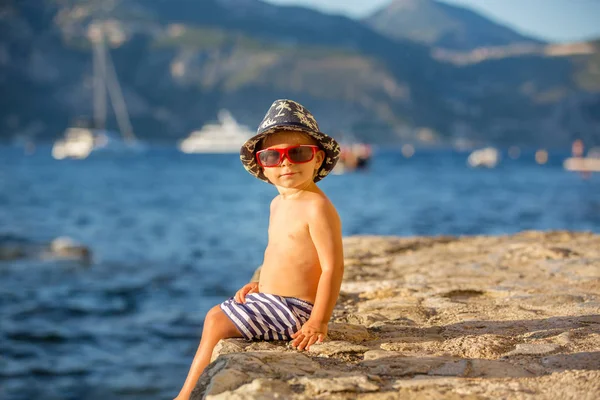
{"left": 234, "top": 282, "right": 259, "bottom": 304}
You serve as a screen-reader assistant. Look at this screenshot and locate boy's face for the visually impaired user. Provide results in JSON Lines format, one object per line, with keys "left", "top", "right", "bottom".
{"left": 259, "top": 131, "right": 325, "bottom": 188}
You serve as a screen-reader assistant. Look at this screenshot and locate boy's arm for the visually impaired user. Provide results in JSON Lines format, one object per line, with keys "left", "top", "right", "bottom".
{"left": 291, "top": 199, "right": 344, "bottom": 350}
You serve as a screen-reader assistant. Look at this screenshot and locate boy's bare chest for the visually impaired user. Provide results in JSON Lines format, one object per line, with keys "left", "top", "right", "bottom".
{"left": 268, "top": 206, "right": 310, "bottom": 241}
{"left": 263, "top": 202, "right": 318, "bottom": 271}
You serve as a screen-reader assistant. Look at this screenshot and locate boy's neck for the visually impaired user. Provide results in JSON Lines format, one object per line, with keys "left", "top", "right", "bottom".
{"left": 276, "top": 181, "right": 320, "bottom": 200}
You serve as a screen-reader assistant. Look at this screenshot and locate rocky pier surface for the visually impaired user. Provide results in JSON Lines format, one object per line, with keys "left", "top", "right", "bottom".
{"left": 192, "top": 231, "right": 600, "bottom": 399}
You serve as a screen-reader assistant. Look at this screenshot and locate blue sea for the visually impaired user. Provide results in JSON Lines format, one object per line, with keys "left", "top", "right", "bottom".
{"left": 1, "top": 146, "right": 598, "bottom": 399}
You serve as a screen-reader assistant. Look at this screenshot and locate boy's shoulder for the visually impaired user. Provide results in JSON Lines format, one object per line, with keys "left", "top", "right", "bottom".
{"left": 270, "top": 191, "right": 338, "bottom": 214}
{"left": 302, "top": 192, "right": 340, "bottom": 222}
{"left": 305, "top": 190, "right": 333, "bottom": 207}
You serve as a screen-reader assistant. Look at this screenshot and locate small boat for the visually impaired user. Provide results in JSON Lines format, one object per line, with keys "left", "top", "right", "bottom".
{"left": 563, "top": 157, "right": 600, "bottom": 172}
{"left": 564, "top": 141, "right": 600, "bottom": 173}
{"left": 467, "top": 147, "right": 499, "bottom": 168}
{"left": 564, "top": 146, "right": 600, "bottom": 172}
{"left": 52, "top": 126, "right": 143, "bottom": 160}
{"left": 178, "top": 110, "right": 253, "bottom": 154}
{"left": 52, "top": 127, "right": 96, "bottom": 160}
{"left": 332, "top": 131, "right": 372, "bottom": 174}
{"left": 333, "top": 144, "right": 372, "bottom": 174}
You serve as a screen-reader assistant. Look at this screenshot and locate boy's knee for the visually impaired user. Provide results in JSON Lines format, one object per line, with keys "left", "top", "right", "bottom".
{"left": 203, "top": 304, "right": 243, "bottom": 339}
{"left": 204, "top": 305, "right": 223, "bottom": 326}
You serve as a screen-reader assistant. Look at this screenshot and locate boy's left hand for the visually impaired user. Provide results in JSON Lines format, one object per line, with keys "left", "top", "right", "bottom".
{"left": 290, "top": 319, "right": 328, "bottom": 351}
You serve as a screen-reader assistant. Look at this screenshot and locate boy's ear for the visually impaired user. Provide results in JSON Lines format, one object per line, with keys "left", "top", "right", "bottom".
{"left": 315, "top": 150, "right": 325, "bottom": 169}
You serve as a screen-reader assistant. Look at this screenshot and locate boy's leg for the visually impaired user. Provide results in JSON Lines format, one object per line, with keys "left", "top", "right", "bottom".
{"left": 175, "top": 305, "right": 243, "bottom": 400}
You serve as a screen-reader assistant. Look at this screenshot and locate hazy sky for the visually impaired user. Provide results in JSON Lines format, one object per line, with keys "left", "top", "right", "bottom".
{"left": 264, "top": 0, "right": 600, "bottom": 43}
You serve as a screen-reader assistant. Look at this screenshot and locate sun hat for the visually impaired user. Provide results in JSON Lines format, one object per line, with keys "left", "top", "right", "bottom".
{"left": 240, "top": 99, "right": 340, "bottom": 183}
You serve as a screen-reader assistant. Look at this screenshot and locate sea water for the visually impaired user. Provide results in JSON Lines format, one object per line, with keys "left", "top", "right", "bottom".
{"left": 0, "top": 146, "right": 598, "bottom": 399}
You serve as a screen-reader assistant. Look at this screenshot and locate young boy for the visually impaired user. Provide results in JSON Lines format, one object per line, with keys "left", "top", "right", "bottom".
{"left": 174, "top": 100, "right": 344, "bottom": 400}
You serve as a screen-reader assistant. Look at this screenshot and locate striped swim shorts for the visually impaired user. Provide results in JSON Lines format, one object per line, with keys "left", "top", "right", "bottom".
{"left": 220, "top": 293, "right": 314, "bottom": 340}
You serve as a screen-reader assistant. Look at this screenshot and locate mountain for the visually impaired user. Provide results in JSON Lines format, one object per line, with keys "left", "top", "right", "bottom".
{"left": 364, "top": 0, "right": 543, "bottom": 50}
{"left": 0, "top": 0, "right": 599, "bottom": 148}
{"left": 0, "top": 0, "right": 452, "bottom": 144}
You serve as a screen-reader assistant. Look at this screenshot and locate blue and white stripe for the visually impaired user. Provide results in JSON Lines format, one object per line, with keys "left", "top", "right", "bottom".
{"left": 220, "top": 293, "right": 314, "bottom": 340}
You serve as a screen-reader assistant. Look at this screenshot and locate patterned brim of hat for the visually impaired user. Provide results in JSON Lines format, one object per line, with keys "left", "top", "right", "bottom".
{"left": 240, "top": 99, "right": 340, "bottom": 183}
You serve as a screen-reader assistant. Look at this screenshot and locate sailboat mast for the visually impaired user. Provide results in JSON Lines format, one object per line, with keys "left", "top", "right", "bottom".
{"left": 89, "top": 21, "right": 138, "bottom": 144}
{"left": 103, "top": 41, "right": 138, "bottom": 143}
{"left": 90, "top": 24, "right": 107, "bottom": 130}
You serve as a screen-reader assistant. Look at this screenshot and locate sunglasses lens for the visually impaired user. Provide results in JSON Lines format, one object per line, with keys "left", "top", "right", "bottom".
{"left": 288, "top": 146, "right": 314, "bottom": 163}
{"left": 258, "top": 150, "right": 281, "bottom": 167}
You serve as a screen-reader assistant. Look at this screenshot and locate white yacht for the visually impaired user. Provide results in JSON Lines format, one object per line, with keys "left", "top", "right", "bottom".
{"left": 178, "top": 110, "right": 253, "bottom": 154}
{"left": 53, "top": 22, "right": 143, "bottom": 160}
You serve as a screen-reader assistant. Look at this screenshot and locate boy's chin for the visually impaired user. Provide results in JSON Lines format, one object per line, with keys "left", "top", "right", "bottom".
{"left": 274, "top": 176, "right": 313, "bottom": 188}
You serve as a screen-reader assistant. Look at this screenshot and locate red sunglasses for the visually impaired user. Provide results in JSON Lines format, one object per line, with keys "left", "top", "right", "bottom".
{"left": 256, "top": 145, "right": 320, "bottom": 167}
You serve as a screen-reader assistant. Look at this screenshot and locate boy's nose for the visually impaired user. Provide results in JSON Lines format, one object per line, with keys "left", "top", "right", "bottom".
{"left": 280, "top": 154, "right": 292, "bottom": 166}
